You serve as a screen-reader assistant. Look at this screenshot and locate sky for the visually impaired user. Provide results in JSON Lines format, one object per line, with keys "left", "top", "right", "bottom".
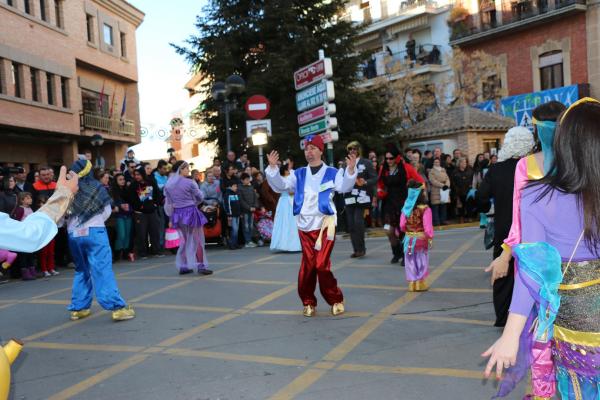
{"left": 128, "top": 0, "right": 206, "bottom": 144}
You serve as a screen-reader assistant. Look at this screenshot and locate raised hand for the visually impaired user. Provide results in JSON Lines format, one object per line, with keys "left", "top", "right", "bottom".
{"left": 345, "top": 153, "right": 357, "bottom": 175}
{"left": 56, "top": 166, "right": 78, "bottom": 195}
{"left": 267, "top": 150, "right": 280, "bottom": 168}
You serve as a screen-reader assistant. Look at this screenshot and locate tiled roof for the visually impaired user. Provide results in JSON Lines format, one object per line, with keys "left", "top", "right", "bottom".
{"left": 396, "top": 105, "right": 516, "bottom": 140}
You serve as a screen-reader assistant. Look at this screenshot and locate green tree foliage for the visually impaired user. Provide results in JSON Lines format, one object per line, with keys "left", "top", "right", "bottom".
{"left": 173, "top": 0, "right": 391, "bottom": 162}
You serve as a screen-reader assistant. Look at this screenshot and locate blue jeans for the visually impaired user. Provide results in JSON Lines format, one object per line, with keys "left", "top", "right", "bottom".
{"left": 431, "top": 204, "right": 447, "bottom": 226}
{"left": 68, "top": 227, "right": 127, "bottom": 311}
{"left": 228, "top": 217, "right": 240, "bottom": 247}
{"left": 241, "top": 213, "right": 253, "bottom": 243}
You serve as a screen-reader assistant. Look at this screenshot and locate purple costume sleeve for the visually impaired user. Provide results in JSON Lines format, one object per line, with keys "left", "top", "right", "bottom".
{"left": 509, "top": 204, "right": 546, "bottom": 316}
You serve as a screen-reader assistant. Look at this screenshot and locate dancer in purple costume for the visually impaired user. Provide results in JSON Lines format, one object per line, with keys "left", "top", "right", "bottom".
{"left": 164, "top": 161, "right": 212, "bottom": 275}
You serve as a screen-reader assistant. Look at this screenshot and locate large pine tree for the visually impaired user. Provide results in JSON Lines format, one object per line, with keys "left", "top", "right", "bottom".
{"left": 173, "top": 0, "right": 391, "bottom": 162}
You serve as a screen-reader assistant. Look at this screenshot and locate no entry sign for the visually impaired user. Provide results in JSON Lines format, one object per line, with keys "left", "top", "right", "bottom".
{"left": 245, "top": 95, "right": 271, "bottom": 120}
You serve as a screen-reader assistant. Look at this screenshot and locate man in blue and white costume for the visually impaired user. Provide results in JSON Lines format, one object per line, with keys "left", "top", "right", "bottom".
{"left": 66, "top": 157, "right": 135, "bottom": 322}
{"left": 266, "top": 135, "right": 357, "bottom": 317}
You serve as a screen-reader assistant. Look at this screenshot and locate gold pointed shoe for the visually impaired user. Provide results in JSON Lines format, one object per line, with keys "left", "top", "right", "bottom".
{"left": 70, "top": 309, "right": 91, "bottom": 321}
{"left": 331, "top": 302, "right": 345, "bottom": 316}
{"left": 303, "top": 305, "right": 316, "bottom": 317}
{"left": 112, "top": 305, "right": 135, "bottom": 321}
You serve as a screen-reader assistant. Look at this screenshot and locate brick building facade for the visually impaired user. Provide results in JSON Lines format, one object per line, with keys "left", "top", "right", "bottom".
{"left": 449, "top": 0, "right": 596, "bottom": 100}
{"left": 0, "top": 0, "right": 144, "bottom": 170}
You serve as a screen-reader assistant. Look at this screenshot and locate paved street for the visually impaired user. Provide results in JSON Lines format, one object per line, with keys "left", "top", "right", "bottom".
{"left": 0, "top": 227, "right": 526, "bottom": 400}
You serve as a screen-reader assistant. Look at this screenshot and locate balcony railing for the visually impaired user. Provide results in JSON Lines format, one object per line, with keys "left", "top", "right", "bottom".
{"left": 81, "top": 111, "right": 136, "bottom": 136}
{"left": 359, "top": 44, "right": 443, "bottom": 81}
{"left": 449, "top": 0, "right": 586, "bottom": 42}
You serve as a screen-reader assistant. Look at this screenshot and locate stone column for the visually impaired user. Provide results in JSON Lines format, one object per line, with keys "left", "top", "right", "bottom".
{"left": 587, "top": 1, "right": 600, "bottom": 98}
{"left": 0, "top": 59, "right": 11, "bottom": 96}
{"left": 21, "top": 64, "right": 31, "bottom": 100}
{"left": 38, "top": 69, "right": 48, "bottom": 104}
{"left": 53, "top": 74, "right": 63, "bottom": 107}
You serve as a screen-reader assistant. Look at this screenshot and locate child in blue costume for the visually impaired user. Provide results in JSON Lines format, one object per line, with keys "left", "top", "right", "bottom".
{"left": 66, "top": 157, "right": 134, "bottom": 322}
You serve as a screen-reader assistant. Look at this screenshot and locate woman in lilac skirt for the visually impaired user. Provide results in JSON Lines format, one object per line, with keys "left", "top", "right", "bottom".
{"left": 164, "top": 161, "right": 212, "bottom": 275}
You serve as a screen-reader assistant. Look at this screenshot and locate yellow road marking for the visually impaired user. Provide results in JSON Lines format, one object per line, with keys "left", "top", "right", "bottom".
{"left": 342, "top": 283, "right": 404, "bottom": 291}
{"left": 393, "top": 315, "right": 493, "bottom": 326}
{"left": 313, "top": 361, "right": 336, "bottom": 370}
{"left": 429, "top": 288, "right": 492, "bottom": 293}
{"left": 156, "top": 313, "right": 241, "bottom": 347}
{"left": 117, "top": 261, "right": 171, "bottom": 277}
{"left": 26, "top": 242, "right": 384, "bottom": 398}
{"left": 453, "top": 266, "right": 485, "bottom": 270}
{"left": 27, "top": 341, "right": 144, "bottom": 353}
{"left": 210, "top": 277, "right": 290, "bottom": 285}
{"left": 253, "top": 310, "right": 372, "bottom": 318}
{"left": 323, "top": 292, "right": 420, "bottom": 363}
{"left": 337, "top": 363, "right": 482, "bottom": 379}
{"left": 129, "top": 279, "right": 195, "bottom": 303}
{"left": 46, "top": 354, "right": 149, "bottom": 400}
{"left": 269, "top": 369, "right": 328, "bottom": 400}
{"left": 20, "top": 256, "right": 277, "bottom": 343}
{"left": 164, "top": 348, "right": 309, "bottom": 367}
{"left": 268, "top": 233, "right": 481, "bottom": 400}
{"left": 24, "top": 340, "right": 488, "bottom": 381}
{"left": 28, "top": 299, "right": 69, "bottom": 305}
{"left": 23, "top": 312, "right": 107, "bottom": 341}
{"left": 134, "top": 303, "right": 234, "bottom": 313}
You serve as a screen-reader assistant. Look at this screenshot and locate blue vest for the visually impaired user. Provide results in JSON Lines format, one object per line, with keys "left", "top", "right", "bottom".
{"left": 293, "top": 166, "right": 338, "bottom": 216}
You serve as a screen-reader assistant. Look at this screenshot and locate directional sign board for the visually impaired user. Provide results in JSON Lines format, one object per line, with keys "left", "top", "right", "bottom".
{"left": 298, "top": 104, "right": 336, "bottom": 125}
{"left": 296, "top": 80, "right": 335, "bottom": 112}
{"left": 298, "top": 117, "right": 338, "bottom": 137}
{"left": 294, "top": 58, "right": 333, "bottom": 90}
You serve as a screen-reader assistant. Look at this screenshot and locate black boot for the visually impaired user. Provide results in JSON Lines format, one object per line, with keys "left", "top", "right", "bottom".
{"left": 390, "top": 244, "right": 402, "bottom": 264}
{"left": 398, "top": 245, "right": 405, "bottom": 267}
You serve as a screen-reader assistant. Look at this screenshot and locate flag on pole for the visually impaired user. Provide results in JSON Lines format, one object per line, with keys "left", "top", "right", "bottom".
{"left": 108, "top": 85, "right": 117, "bottom": 119}
{"left": 120, "top": 91, "right": 127, "bottom": 120}
{"left": 98, "top": 80, "right": 106, "bottom": 115}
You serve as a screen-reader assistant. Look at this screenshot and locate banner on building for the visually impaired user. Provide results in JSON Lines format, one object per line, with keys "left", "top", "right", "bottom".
{"left": 474, "top": 84, "right": 585, "bottom": 129}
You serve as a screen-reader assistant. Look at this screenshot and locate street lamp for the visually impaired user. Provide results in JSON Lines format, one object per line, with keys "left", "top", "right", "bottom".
{"left": 211, "top": 74, "right": 246, "bottom": 154}
{"left": 251, "top": 127, "right": 268, "bottom": 171}
{"left": 90, "top": 134, "right": 105, "bottom": 168}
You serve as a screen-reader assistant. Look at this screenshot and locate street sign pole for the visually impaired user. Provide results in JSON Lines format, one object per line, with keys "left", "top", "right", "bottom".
{"left": 320, "top": 49, "right": 334, "bottom": 166}
{"left": 258, "top": 145, "right": 264, "bottom": 171}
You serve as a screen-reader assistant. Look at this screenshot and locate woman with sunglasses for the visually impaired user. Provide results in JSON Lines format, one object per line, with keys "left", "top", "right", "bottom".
{"left": 378, "top": 144, "right": 424, "bottom": 264}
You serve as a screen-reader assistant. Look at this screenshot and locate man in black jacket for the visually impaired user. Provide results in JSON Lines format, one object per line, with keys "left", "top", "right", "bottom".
{"left": 344, "top": 141, "right": 377, "bottom": 258}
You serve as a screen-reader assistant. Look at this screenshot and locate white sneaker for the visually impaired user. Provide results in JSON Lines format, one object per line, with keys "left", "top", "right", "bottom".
{"left": 50, "top": 270, "right": 60, "bottom": 276}
{"left": 43, "top": 271, "right": 51, "bottom": 277}
{"left": 245, "top": 242, "right": 257, "bottom": 248}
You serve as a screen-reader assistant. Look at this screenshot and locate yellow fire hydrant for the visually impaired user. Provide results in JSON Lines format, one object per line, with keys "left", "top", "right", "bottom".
{"left": 0, "top": 339, "right": 22, "bottom": 400}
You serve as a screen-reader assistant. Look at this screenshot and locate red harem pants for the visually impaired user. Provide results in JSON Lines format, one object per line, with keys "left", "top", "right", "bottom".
{"left": 298, "top": 230, "right": 344, "bottom": 307}
{"left": 39, "top": 239, "right": 55, "bottom": 272}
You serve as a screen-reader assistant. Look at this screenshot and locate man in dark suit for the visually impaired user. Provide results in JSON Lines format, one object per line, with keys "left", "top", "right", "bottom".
{"left": 344, "top": 141, "right": 377, "bottom": 258}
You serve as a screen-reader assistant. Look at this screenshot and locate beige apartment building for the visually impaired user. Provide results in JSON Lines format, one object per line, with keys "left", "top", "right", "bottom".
{"left": 0, "top": 0, "right": 144, "bottom": 170}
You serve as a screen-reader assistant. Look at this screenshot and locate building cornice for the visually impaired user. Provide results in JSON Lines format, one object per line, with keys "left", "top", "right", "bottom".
{"left": 92, "top": 0, "right": 145, "bottom": 27}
